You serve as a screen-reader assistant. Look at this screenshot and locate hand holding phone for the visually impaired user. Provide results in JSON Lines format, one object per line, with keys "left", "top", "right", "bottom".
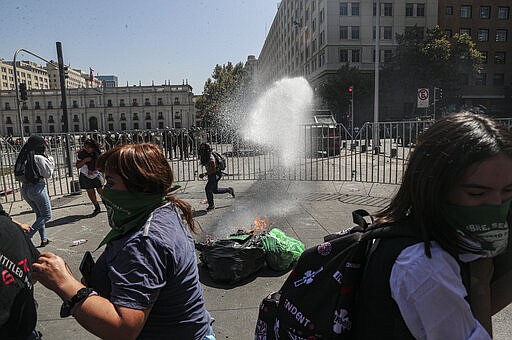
{"left": 79, "top": 251, "right": 95, "bottom": 286}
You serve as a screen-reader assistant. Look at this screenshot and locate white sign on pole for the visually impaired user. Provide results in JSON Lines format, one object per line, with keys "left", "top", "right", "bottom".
{"left": 417, "top": 88, "right": 429, "bottom": 108}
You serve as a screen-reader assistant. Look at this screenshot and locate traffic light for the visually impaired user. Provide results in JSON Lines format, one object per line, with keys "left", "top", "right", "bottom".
{"left": 434, "top": 87, "right": 443, "bottom": 101}
{"left": 19, "top": 83, "right": 28, "bottom": 101}
{"left": 348, "top": 86, "right": 354, "bottom": 94}
{"left": 64, "top": 66, "right": 69, "bottom": 79}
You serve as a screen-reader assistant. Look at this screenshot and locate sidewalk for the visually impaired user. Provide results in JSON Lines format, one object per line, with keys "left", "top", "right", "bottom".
{"left": 7, "top": 179, "right": 512, "bottom": 339}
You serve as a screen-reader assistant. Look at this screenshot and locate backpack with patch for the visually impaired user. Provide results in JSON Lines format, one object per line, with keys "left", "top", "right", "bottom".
{"left": 255, "top": 210, "right": 421, "bottom": 340}
{"left": 212, "top": 151, "right": 226, "bottom": 171}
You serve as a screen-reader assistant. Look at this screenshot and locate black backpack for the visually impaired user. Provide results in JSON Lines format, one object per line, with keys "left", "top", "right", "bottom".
{"left": 212, "top": 151, "right": 226, "bottom": 171}
{"left": 255, "top": 210, "right": 421, "bottom": 339}
{"left": 14, "top": 153, "right": 40, "bottom": 184}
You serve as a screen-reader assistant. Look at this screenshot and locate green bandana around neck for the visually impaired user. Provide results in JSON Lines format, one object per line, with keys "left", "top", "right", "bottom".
{"left": 98, "top": 187, "right": 165, "bottom": 248}
{"left": 445, "top": 198, "right": 512, "bottom": 257}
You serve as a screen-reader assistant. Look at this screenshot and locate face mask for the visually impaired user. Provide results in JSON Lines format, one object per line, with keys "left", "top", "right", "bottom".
{"left": 98, "top": 187, "right": 164, "bottom": 248}
{"left": 446, "top": 198, "right": 511, "bottom": 257}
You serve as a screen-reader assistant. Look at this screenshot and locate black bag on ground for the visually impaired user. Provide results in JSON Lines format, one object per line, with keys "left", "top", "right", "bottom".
{"left": 197, "top": 233, "right": 265, "bottom": 284}
{"left": 255, "top": 210, "right": 420, "bottom": 339}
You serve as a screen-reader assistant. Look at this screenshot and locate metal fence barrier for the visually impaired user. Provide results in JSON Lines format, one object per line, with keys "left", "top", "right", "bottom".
{"left": 2, "top": 118, "right": 512, "bottom": 203}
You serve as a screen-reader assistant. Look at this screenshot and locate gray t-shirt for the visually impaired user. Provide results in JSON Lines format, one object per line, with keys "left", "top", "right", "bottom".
{"left": 90, "top": 202, "right": 209, "bottom": 339}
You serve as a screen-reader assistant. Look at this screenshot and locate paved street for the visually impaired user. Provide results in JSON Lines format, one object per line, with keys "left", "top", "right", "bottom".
{"left": 5, "top": 179, "right": 512, "bottom": 339}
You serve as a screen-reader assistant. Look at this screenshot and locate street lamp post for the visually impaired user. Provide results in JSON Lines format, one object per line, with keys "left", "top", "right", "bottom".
{"left": 12, "top": 48, "right": 58, "bottom": 141}
{"left": 373, "top": 0, "right": 381, "bottom": 153}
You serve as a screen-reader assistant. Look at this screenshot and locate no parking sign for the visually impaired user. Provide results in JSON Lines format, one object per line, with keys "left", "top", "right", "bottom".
{"left": 417, "top": 88, "right": 429, "bottom": 108}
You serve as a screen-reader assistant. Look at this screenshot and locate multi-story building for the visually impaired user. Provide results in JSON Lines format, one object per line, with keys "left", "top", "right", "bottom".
{"left": 97, "top": 75, "right": 119, "bottom": 88}
{"left": 438, "top": 1, "right": 511, "bottom": 113}
{"left": 0, "top": 84, "right": 198, "bottom": 136}
{"left": 0, "top": 60, "right": 50, "bottom": 90}
{"left": 258, "top": 0, "right": 438, "bottom": 90}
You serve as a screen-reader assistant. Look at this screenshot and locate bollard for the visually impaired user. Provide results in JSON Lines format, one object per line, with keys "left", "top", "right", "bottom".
{"left": 390, "top": 148, "right": 398, "bottom": 158}
{"left": 70, "top": 180, "right": 81, "bottom": 195}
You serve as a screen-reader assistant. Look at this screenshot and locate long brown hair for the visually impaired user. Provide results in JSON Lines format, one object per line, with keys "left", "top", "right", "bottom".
{"left": 97, "top": 143, "right": 196, "bottom": 233}
{"left": 375, "top": 112, "right": 512, "bottom": 257}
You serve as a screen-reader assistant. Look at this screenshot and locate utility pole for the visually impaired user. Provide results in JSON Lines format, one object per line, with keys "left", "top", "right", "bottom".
{"left": 373, "top": 0, "right": 381, "bottom": 154}
{"left": 56, "top": 42, "right": 73, "bottom": 176}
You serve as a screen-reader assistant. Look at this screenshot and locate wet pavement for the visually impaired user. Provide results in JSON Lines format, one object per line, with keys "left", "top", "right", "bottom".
{"left": 5, "top": 179, "right": 512, "bottom": 339}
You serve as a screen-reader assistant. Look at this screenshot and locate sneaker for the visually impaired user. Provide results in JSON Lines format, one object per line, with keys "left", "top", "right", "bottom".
{"left": 91, "top": 205, "right": 101, "bottom": 216}
{"left": 228, "top": 187, "right": 235, "bottom": 198}
{"left": 40, "top": 239, "right": 51, "bottom": 247}
{"left": 206, "top": 205, "right": 215, "bottom": 212}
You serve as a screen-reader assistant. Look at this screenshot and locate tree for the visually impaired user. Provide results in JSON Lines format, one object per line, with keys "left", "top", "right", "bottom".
{"left": 382, "top": 25, "right": 483, "bottom": 115}
{"left": 195, "top": 62, "right": 249, "bottom": 128}
{"left": 318, "top": 64, "right": 373, "bottom": 124}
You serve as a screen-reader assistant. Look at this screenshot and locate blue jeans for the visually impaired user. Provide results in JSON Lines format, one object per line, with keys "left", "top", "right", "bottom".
{"left": 21, "top": 181, "right": 51, "bottom": 242}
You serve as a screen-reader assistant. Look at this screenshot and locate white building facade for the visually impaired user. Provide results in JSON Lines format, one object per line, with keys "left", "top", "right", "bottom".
{"left": 258, "top": 0, "right": 438, "bottom": 88}
{"left": 0, "top": 84, "right": 199, "bottom": 136}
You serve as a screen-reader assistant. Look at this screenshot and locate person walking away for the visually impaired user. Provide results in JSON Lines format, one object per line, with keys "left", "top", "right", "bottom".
{"left": 76, "top": 139, "right": 104, "bottom": 216}
{"left": 198, "top": 143, "right": 234, "bottom": 211}
{"left": 14, "top": 135, "right": 54, "bottom": 247}
{"left": 32, "top": 143, "right": 215, "bottom": 339}
{"left": 352, "top": 112, "right": 512, "bottom": 339}
{"left": 0, "top": 202, "right": 41, "bottom": 340}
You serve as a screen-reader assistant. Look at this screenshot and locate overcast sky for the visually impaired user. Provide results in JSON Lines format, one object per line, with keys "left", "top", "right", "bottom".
{"left": 1, "top": 0, "right": 279, "bottom": 93}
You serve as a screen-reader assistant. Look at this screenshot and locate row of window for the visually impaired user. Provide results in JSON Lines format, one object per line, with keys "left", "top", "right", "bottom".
{"left": 339, "top": 49, "right": 393, "bottom": 63}
{"left": 340, "top": 2, "right": 426, "bottom": 17}
{"left": 448, "top": 5, "right": 510, "bottom": 20}
{"left": 474, "top": 73, "right": 507, "bottom": 86}
{"left": 340, "top": 26, "right": 396, "bottom": 40}
{"left": 7, "top": 121, "right": 181, "bottom": 136}
{"left": 1, "top": 97, "right": 183, "bottom": 110}
{"left": 445, "top": 28, "right": 509, "bottom": 43}
{"left": 7, "top": 112, "right": 177, "bottom": 125}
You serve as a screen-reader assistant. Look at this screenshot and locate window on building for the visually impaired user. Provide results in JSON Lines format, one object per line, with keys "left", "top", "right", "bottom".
{"left": 351, "top": 2, "right": 359, "bottom": 16}
{"left": 4, "top": 102, "right": 10, "bottom": 110}
{"left": 145, "top": 98, "right": 150, "bottom": 106}
{"left": 340, "top": 49, "right": 349, "bottom": 62}
{"left": 49, "top": 125, "right": 55, "bottom": 133}
{"left": 146, "top": 122, "right": 152, "bottom": 129}
{"left": 383, "top": 26, "right": 392, "bottom": 40}
{"left": 417, "top": 4, "right": 425, "bottom": 16}
{"left": 496, "top": 29, "right": 508, "bottom": 42}
{"left": 120, "top": 113, "right": 126, "bottom": 120}
{"left": 480, "top": 6, "right": 491, "bottom": 19}
{"left": 405, "top": 3, "right": 413, "bottom": 16}
{"left": 351, "top": 26, "right": 360, "bottom": 39}
{"left": 495, "top": 52, "right": 506, "bottom": 64}
{"left": 157, "top": 98, "right": 163, "bottom": 105}
{"left": 340, "top": 3, "right": 348, "bottom": 15}
{"left": 23, "top": 116, "right": 29, "bottom": 124}
{"left": 493, "top": 73, "right": 505, "bottom": 86}
{"left": 460, "top": 28, "right": 471, "bottom": 36}
{"left": 73, "top": 100, "right": 78, "bottom": 108}
{"left": 6, "top": 117, "right": 12, "bottom": 124}
{"left": 384, "top": 49, "right": 393, "bottom": 62}
{"left": 6, "top": 127, "right": 13, "bottom": 135}
{"left": 352, "top": 49, "right": 360, "bottom": 62}
{"left": 133, "top": 123, "right": 139, "bottom": 129}
{"left": 120, "top": 99, "right": 125, "bottom": 106}
{"left": 145, "top": 112, "right": 151, "bottom": 120}
{"left": 498, "top": 7, "right": 510, "bottom": 20}
{"left": 132, "top": 98, "right": 138, "bottom": 106}
{"left": 340, "top": 26, "right": 348, "bottom": 39}
{"left": 47, "top": 101, "right": 53, "bottom": 109}
{"left": 121, "top": 123, "right": 126, "bottom": 130}
{"left": 89, "top": 100, "right": 95, "bottom": 108}
{"left": 107, "top": 114, "right": 113, "bottom": 121}
{"left": 36, "top": 126, "right": 42, "bottom": 133}
{"left": 444, "top": 29, "right": 453, "bottom": 37}
{"left": 158, "top": 122, "right": 164, "bottom": 129}
{"left": 320, "top": 30, "right": 325, "bottom": 44}
{"left": 461, "top": 5, "right": 472, "bottom": 18}
{"left": 478, "top": 29, "right": 489, "bottom": 42}
{"left": 107, "top": 99, "right": 112, "bottom": 107}
{"left": 319, "top": 8, "right": 324, "bottom": 24}
{"left": 481, "top": 51, "right": 488, "bottom": 63}
{"left": 384, "top": 3, "right": 393, "bottom": 16}
{"left": 133, "top": 113, "right": 139, "bottom": 121}
{"left": 158, "top": 112, "right": 164, "bottom": 119}
{"left": 475, "top": 73, "right": 487, "bottom": 86}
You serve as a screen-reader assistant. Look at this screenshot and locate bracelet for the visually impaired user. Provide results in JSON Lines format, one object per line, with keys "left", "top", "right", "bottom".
{"left": 70, "top": 290, "right": 98, "bottom": 315}
{"left": 60, "top": 287, "right": 98, "bottom": 318}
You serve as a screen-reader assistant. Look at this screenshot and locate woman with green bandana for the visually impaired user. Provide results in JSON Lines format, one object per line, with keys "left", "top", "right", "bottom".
{"left": 352, "top": 112, "right": 512, "bottom": 339}
{"left": 33, "top": 143, "right": 215, "bottom": 339}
